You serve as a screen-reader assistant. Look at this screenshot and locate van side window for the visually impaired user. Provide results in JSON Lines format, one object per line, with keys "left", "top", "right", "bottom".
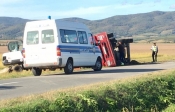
{"left": 42, "top": 29, "right": 54, "bottom": 44}
{"left": 78, "top": 31, "right": 88, "bottom": 44}
{"left": 26, "top": 31, "right": 39, "bottom": 45}
{"left": 60, "top": 29, "right": 78, "bottom": 44}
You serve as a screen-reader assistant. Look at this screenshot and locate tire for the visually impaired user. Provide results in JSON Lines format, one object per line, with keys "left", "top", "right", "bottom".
{"left": 32, "top": 67, "right": 42, "bottom": 76}
{"left": 93, "top": 58, "right": 102, "bottom": 71}
{"left": 14, "top": 65, "right": 23, "bottom": 72}
{"left": 64, "top": 59, "right": 73, "bottom": 74}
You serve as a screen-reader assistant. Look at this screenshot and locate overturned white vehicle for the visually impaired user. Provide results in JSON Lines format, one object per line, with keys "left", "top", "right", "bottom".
{"left": 2, "top": 40, "right": 24, "bottom": 72}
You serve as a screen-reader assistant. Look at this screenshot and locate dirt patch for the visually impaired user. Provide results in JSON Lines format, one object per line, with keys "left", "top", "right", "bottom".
{"left": 130, "top": 43, "right": 175, "bottom": 55}
{"left": 0, "top": 68, "right": 8, "bottom": 74}
{"left": 0, "top": 46, "right": 8, "bottom": 54}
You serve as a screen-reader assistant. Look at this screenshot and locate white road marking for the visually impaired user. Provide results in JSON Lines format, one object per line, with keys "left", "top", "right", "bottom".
{"left": 0, "top": 82, "right": 18, "bottom": 86}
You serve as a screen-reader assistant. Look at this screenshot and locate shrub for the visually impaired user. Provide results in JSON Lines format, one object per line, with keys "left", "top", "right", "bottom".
{"left": 1, "top": 72, "right": 175, "bottom": 112}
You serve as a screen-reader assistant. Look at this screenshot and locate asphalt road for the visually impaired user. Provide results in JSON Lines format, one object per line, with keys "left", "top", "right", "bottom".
{"left": 0, "top": 62, "right": 175, "bottom": 100}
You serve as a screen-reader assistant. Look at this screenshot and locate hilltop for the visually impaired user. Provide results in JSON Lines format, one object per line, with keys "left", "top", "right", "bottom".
{"left": 0, "top": 11, "right": 175, "bottom": 39}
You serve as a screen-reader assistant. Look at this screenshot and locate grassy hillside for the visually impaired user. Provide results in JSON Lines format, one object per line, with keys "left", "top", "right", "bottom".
{"left": 86, "top": 11, "right": 175, "bottom": 36}
{"left": 0, "top": 17, "right": 30, "bottom": 39}
{"left": 0, "top": 11, "right": 175, "bottom": 39}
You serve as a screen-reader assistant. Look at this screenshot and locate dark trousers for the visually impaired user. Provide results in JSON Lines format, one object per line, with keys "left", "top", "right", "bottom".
{"left": 152, "top": 51, "right": 157, "bottom": 62}
{"left": 119, "top": 52, "right": 125, "bottom": 63}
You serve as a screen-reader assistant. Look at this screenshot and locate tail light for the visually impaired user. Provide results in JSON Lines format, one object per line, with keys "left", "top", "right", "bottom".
{"left": 3, "top": 56, "right": 6, "bottom": 61}
{"left": 22, "top": 49, "right": 25, "bottom": 58}
{"left": 57, "top": 47, "right": 61, "bottom": 56}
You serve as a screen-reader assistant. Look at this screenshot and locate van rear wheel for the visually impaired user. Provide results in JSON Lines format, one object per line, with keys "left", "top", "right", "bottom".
{"left": 93, "top": 58, "right": 102, "bottom": 71}
{"left": 32, "top": 67, "right": 42, "bottom": 76}
{"left": 64, "top": 59, "right": 73, "bottom": 74}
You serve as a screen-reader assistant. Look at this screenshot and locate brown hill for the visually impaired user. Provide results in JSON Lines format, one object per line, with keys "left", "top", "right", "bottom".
{"left": 0, "top": 11, "right": 175, "bottom": 39}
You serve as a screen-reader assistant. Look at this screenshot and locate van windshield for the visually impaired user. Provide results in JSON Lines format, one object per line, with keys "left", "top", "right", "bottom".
{"left": 26, "top": 31, "right": 39, "bottom": 45}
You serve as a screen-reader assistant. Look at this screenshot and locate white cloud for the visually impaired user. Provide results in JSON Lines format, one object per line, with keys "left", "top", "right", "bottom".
{"left": 56, "top": 6, "right": 110, "bottom": 16}
{"left": 154, "top": 0, "right": 161, "bottom": 3}
{"left": 170, "top": 4, "right": 175, "bottom": 9}
{"left": 54, "top": 2, "right": 157, "bottom": 19}
{"left": 0, "top": 0, "right": 174, "bottom": 20}
{"left": 0, "top": 2, "right": 157, "bottom": 20}
{"left": 0, "top": 0, "right": 23, "bottom": 5}
{"left": 112, "top": 2, "right": 149, "bottom": 9}
{"left": 0, "top": 5, "right": 111, "bottom": 19}
{"left": 135, "top": 1, "right": 143, "bottom": 5}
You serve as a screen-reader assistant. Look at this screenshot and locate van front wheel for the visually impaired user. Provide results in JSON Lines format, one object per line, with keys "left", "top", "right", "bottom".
{"left": 32, "top": 67, "right": 42, "bottom": 76}
{"left": 64, "top": 59, "right": 73, "bottom": 74}
{"left": 93, "top": 58, "right": 102, "bottom": 71}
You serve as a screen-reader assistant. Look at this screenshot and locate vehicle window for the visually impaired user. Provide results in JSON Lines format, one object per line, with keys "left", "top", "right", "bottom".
{"left": 42, "top": 29, "right": 54, "bottom": 44}
{"left": 88, "top": 33, "right": 95, "bottom": 45}
{"left": 60, "top": 29, "right": 78, "bottom": 44}
{"left": 78, "top": 31, "right": 88, "bottom": 44}
{"left": 26, "top": 31, "right": 39, "bottom": 45}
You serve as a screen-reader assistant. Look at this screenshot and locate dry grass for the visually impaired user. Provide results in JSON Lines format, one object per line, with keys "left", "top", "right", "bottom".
{"left": 0, "top": 68, "right": 84, "bottom": 80}
{"left": 130, "top": 43, "right": 175, "bottom": 63}
{"left": 0, "top": 46, "right": 8, "bottom": 54}
{"left": 0, "top": 46, "right": 8, "bottom": 69}
{"left": 0, "top": 71, "right": 32, "bottom": 79}
{"left": 0, "top": 70, "right": 67, "bottom": 80}
{"left": 130, "top": 43, "right": 175, "bottom": 55}
{"left": 0, "top": 54, "right": 4, "bottom": 69}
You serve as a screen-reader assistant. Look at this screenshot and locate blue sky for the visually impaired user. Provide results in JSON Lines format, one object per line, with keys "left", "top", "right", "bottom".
{"left": 0, "top": 0, "right": 175, "bottom": 20}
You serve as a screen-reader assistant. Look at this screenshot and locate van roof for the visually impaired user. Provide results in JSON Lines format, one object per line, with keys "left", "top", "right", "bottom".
{"left": 25, "top": 19, "right": 90, "bottom": 32}
{"left": 55, "top": 20, "right": 90, "bottom": 32}
{"left": 55, "top": 19, "right": 88, "bottom": 29}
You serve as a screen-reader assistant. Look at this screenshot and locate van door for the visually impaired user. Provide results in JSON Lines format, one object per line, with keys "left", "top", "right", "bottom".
{"left": 88, "top": 33, "right": 97, "bottom": 65}
{"left": 25, "top": 29, "right": 57, "bottom": 67}
{"left": 39, "top": 29, "right": 57, "bottom": 65}
{"left": 77, "top": 31, "right": 93, "bottom": 66}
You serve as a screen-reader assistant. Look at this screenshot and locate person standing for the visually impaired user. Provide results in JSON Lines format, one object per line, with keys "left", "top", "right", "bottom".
{"left": 118, "top": 41, "right": 125, "bottom": 64}
{"left": 151, "top": 43, "right": 158, "bottom": 62}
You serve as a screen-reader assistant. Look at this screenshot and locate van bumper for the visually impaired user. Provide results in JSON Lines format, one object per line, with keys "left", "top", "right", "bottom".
{"left": 23, "top": 58, "right": 63, "bottom": 68}
{"left": 3, "top": 59, "right": 23, "bottom": 66}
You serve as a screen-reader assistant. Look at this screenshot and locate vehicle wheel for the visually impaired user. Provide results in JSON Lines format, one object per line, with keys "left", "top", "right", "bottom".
{"left": 14, "top": 65, "right": 23, "bottom": 72}
{"left": 64, "top": 59, "right": 73, "bottom": 74}
{"left": 93, "top": 58, "right": 102, "bottom": 71}
{"left": 32, "top": 67, "right": 42, "bottom": 76}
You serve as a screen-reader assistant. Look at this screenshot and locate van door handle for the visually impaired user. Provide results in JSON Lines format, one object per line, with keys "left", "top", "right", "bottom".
{"left": 42, "top": 47, "right": 46, "bottom": 49}
{"left": 89, "top": 47, "right": 93, "bottom": 49}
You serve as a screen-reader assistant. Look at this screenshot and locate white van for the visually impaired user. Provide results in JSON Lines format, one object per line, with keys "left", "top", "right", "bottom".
{"left": 22, "top": 19, "right": 102, "bottom": 76}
